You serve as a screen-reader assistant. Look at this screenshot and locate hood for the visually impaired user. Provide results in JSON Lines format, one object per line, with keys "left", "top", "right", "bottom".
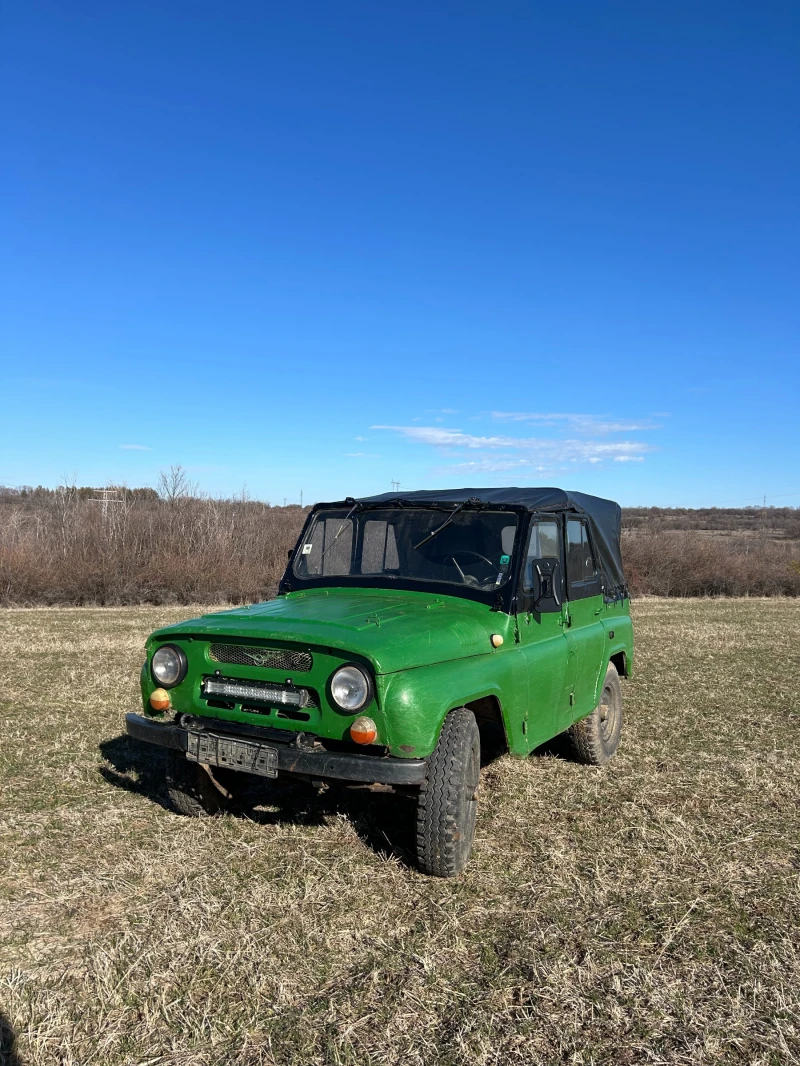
{"left": 151, "top": 587, "right": 511, "bottom": 674}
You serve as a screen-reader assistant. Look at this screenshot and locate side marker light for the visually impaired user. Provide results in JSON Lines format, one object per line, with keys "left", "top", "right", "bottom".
{"left": 350, "top": 716, "right": 377, "bottom": 745}
{"left": 150, "top": 688, "right": 171, "bottom": 712}
{"left": 491, "top": 634, "right": 504, "bottom": 647}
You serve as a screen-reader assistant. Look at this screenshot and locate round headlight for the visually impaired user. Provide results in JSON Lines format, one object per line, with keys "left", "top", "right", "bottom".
{"left": 151, "top": 644, "right": 187, "bottom": 688}
{"left": 330, "top": 664, "right": 372, "bottom": 712}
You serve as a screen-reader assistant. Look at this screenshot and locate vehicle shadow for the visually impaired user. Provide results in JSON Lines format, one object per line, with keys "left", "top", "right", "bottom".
{"left": 98, "top": 734, "right": 173, "bottom": 812}
{"left": 0, "top": 1009, "right": 22, "bottom": 1066}
{"left": 531, "top": 732, "right": 575, "bottom": 761}
{"left": 98, "top": 735, "right": 418, "bottom": 868}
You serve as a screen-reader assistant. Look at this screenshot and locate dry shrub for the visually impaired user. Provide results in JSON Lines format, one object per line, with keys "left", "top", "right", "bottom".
{"left": 622, "top": 530, "right": 800, "bottom": 597}
{"left": 0, "top": 489, "right": 306, "bottom": 605}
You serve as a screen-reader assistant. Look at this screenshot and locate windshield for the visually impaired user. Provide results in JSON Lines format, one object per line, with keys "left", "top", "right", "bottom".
{"left": 293, "top": 507, "right": 519, "bottom": 591}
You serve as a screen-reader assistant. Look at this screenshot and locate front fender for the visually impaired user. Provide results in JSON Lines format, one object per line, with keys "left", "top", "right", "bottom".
{"left": 377, "top": 647, "right": 529, "bottom": 758}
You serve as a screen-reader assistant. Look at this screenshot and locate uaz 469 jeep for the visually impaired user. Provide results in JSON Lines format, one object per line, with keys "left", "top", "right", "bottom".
{"left": 127, "top": 488, "right": 633, "bottom": 876}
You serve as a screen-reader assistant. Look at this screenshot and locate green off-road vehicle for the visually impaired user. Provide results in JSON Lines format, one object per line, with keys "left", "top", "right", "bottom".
{"left": 127, "top": 488, "right": 633, "bottom": 876}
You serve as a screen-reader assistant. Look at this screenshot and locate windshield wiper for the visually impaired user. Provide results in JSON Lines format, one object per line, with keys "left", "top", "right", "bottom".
{"left": 320, "top": 501, "right": 361, "bottom": 561}
{"left": 413, "top": 501, "right": 468, "bottom": 550}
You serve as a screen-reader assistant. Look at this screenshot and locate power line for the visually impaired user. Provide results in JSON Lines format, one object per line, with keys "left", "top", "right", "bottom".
{"left": 712, "top": 490, "right": 800, "bottom": 507}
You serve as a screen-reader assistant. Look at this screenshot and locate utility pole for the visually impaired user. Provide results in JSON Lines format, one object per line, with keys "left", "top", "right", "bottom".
{"left": 283, "top": 497, "right": 287, "bottom": 507}
{"left": 89, "top": 488, "right": 123, "bottom": 521}
{"left": 300, "top": 489, "right": 303, "bottom": 508}
{"left": 391, "top": 479, "right": 400, "bottom": 492}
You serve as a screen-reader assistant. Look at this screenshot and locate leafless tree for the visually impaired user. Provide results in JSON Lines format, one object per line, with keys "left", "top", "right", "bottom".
{"left": 157, "top": 465, "right": 198, "bottom": 506}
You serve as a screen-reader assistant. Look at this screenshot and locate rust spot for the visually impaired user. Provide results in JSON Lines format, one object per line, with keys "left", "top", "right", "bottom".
{"left": 398, "top": 744, "right": 416, "bottom": 754}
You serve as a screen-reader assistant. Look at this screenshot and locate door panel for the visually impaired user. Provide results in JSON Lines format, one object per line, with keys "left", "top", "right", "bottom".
{"left": 564, "top": 518, "right": 607, "bottom": 719}
{"left": 517, "top": 515, "right": 571, "bottom": 748}
{"left": 517, "top": 610, "right": 571, "bottom": 748}
{"left": 563, "top": 596, "right": 606, "bottom": 717}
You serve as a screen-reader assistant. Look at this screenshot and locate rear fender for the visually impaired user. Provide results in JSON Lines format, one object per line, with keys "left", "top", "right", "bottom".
{"left": 594, "top": 613, "right": 634, "bottom": 703}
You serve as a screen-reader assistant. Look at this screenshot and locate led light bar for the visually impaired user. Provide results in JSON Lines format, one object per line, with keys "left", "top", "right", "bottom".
{"left": 203, "top": 678, "right": 311, "bottom": 707}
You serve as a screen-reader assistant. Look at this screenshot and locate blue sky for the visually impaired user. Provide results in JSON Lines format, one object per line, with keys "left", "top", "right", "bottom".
{"left": 1, "top": 1, "right": 798, "bottom": 507}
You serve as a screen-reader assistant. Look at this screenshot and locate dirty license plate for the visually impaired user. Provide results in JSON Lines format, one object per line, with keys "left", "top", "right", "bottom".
{"left": 186, "top": 732, "right": 279, "bottom": 778}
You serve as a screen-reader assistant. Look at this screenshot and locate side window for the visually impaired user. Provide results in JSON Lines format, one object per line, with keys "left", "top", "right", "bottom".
{"left": 566, "top": 519, "right": 599, "bottom": 599}
{"left": 361, "top": 520, "right": 400, "bottom": 574}
{"left": 523, "top": 520, "right": 560, "bottom": 591}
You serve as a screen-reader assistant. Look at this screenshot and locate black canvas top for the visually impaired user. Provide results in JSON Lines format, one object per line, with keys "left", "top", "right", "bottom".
{"left": 352, "top": 486, "right": 626, "bottom": 597}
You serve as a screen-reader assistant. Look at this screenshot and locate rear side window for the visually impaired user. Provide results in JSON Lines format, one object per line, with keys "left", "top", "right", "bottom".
{"left": 566, "top": 519, "right": 600, "bottom": 599}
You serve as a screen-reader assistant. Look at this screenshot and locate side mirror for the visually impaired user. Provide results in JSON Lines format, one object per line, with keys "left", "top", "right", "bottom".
{"left": 532, "top": 557, "right": 561, "bottom": 611}
{"left": 287, "top": 549, "right": 293, "bottom": 560}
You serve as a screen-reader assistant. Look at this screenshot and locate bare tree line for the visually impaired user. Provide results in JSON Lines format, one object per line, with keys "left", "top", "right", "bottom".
{"left": 1, "top": 472, "right": 798, "bottom": 604}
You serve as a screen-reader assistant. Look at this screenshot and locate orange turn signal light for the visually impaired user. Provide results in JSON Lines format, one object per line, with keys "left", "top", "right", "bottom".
{"left": 149, "top": 688, "right": 171, "bottom": 712}
{"left": 350, "top": 716, "right": 377, "bottom": 745}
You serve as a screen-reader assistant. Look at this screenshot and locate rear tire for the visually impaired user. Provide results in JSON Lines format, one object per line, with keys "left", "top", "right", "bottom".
{"left": 416, "top": 708, "right": 480, "bottom": 877}
{"left": 165, "top": 749, "right": 229, "bottom": 816}
{"left": 568, "top": 661, "right": 623, "bottom": 766}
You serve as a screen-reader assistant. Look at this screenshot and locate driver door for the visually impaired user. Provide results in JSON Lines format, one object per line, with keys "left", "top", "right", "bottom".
{"left": 516, "top": 515, "right": 574, "bottom": 749}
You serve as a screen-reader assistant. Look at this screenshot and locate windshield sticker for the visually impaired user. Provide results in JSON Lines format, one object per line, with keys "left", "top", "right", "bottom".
{"left": 301, "top": 543, "right": 313, "bottom": 554}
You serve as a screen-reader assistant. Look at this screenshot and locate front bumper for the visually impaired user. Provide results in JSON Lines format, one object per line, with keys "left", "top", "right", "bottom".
{"left": 125, "top": 712, "right": 427, "bottom": 786}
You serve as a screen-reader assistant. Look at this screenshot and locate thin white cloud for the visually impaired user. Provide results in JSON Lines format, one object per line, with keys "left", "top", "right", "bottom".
{"left": 373, "top": 425, "right": 652, "bottom": 459}
{"left": 372, "top": 423, "right": 655, "bottom": 471}
{"left": 353, "top": 436, "right": 367, "bottom": 441}
{"left": 444, "top": 458, "right": 534, "bottom": 473}
{"left": 120, "top": 444, "right": 152, "bottom": 451}
{"left": 372, "top": 426, "right": 516, "bottom": 449}
{"left": 490, "top": 412, "right": 658, "bottom": 434}
{"left": 345, "top": 452, "right": 380, "bottom": 458}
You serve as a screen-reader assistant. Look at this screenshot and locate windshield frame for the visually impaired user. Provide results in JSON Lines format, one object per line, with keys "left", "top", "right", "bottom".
{"left": 280, "top": 502, "right": 532, "bottom": 611}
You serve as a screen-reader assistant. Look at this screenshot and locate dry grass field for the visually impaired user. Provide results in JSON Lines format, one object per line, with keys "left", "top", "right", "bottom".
{"left": 1, "top": 599, "right": 799, "bottom": 1065}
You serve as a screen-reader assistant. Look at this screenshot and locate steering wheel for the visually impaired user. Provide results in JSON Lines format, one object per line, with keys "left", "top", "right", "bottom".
{"left": 446, "top": 550, "right": 497, "bottom": 586}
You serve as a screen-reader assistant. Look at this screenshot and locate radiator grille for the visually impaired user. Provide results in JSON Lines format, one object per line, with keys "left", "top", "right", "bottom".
{"left": 209, "top": 644, "right": 312, "bottom": 672}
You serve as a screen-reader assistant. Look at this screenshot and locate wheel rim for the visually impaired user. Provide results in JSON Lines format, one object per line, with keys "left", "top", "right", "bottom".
{"left": 598, "top": 683, "right": 618, "bottom": 743}
{"left": 462, "top": 744, "right": 480, "bottom": 841}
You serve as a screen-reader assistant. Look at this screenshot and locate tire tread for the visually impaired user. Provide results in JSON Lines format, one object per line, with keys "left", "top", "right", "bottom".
{"left": 165, "top": 749, "right": 227, "bottom": 816}
{"left": 416, "top": 707, "right": 480, "bottom": 877}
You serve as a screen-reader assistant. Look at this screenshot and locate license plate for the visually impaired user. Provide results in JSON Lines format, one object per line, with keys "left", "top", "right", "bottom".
{"left": 186, "top": 731, "right": 279, "bottom": 778}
